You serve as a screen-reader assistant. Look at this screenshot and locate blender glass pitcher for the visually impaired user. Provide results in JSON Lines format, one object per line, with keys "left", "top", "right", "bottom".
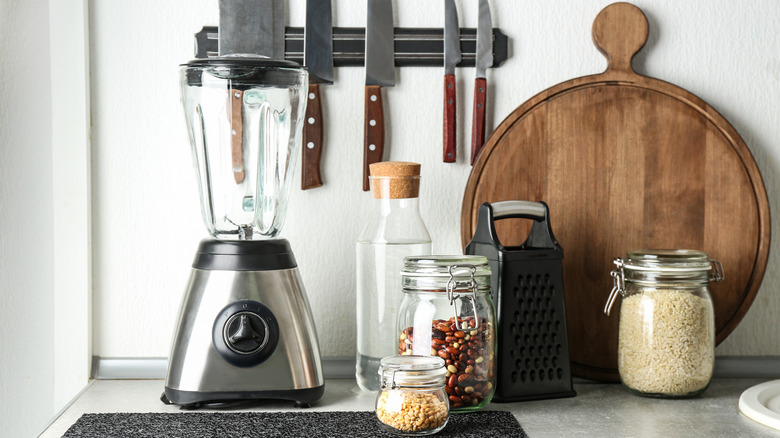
{"left": 180, "top": 57, "right": 308, "bottom": 239}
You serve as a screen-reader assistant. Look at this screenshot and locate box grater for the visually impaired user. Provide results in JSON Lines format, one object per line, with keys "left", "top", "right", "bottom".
{"left": 465, "top": 201, "right": 575, "bottom": 402}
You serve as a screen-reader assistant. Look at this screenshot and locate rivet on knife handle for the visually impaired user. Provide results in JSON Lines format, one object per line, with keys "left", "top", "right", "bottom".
{"left": 230, "top": 88, "right": 245, "bottom": 183}
{"left": 470, "top": 77, "right": 487, "bottom": 165}
{"left": 443, "top": 74, "right": 457, "bottom": 163}
{"left": 363, "top": 85, "right": 385, "bottom": 191}
{"left": 302, "top": 84, "right": 324, "bottom": 190}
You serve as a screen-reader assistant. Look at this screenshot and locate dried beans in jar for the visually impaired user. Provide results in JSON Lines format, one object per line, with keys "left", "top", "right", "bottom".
{"left": 398, "top": 256, "right": 496, "bottom": 412}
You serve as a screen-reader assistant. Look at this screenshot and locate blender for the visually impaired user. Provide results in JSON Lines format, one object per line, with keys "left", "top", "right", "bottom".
{"left": 161, "top": 9, "right": 324, "bottom": 408}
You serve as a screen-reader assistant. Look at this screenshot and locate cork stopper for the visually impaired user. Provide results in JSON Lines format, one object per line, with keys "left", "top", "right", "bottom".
{"left": 369, "top": 161, "right": 421, "bottom": 199}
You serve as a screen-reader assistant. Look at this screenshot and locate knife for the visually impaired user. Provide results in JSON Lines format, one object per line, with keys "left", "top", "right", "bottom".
{"left": 443, "top": 0, "right": 461, "bottom": 163}
{"left": 470, "top": 0, "right": 493, "bottom": 165}
{"left": 302, "top": 0, "right": 333, "bottom": 190}
{"left": 363, "top": 0, "right": 395, "bottom": 191}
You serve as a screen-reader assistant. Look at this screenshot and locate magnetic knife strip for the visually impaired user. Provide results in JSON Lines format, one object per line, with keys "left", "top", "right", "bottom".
{"left": 194, "top": 26, "right": 508, "bottom": 68}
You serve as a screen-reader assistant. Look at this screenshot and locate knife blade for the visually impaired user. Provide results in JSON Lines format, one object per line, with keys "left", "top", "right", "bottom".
{"left": 302, "top": 0, "right": 333, "bottom": 190}
{"left": 443, "top": 0, "right": 461, "bottom": 163}
{"left": 363, "top": 0, "right": 395, "bottom": 191}
{"left": 470, "top": 0, "right": 493, "bottom": 165}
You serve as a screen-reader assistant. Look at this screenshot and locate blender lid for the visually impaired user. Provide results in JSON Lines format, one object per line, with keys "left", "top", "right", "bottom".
{"left": 181, "top": 56, "right": 307, "bottom": 88}
{"left": 182, "top": 55, "right": 302, "bottom": 69}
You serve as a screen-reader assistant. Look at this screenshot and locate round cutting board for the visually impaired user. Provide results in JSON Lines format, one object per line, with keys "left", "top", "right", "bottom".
{"left": 460, "top": 3, "right": 770, "bottom": 382}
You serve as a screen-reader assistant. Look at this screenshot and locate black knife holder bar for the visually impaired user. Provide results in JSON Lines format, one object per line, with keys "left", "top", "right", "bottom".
{"left": 465, "top": 201, "right": 576, "bottom": 402}
{"left": 194, "top": 26, "right": 508, "bottom": 67}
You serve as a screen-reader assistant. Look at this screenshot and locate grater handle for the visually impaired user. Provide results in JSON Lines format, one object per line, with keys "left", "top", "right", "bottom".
{"left": 491, "top": 200, "right": 546, "bottom": 220}
{"left": 467, "top": 201, "right": 561, "bottom": 252}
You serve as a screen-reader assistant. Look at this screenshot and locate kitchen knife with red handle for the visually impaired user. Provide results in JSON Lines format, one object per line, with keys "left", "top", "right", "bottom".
{"left": 443, "top": 0, "right": 461, "bottom": 163}
{"left": 363, "top": 0, "right": 395, "bottom": 191}
{"left": 302, "top": 0, "right": 333, "bottom": 190}
{"left": 470, "top": 0, "right": 493, "bottom": 165}
{"left": 470, "top": 77, "right": 487, "bottom": 165}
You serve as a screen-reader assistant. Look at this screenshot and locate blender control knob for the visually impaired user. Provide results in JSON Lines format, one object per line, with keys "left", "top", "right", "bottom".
{"left": 213, "top": 300, "right": 280, "bottom": 367}
{"left": 224, "top": 312, "right": 268, "bottom": 354}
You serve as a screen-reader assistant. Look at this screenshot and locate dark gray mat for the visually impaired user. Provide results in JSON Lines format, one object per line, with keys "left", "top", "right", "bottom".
{"left": 62, "top": 411, "right": 527, "bottom": 437}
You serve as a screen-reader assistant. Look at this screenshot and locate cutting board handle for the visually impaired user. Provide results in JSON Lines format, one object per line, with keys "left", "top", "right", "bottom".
{"left": 592, "top": 2, "right": 648, "bottom": 75}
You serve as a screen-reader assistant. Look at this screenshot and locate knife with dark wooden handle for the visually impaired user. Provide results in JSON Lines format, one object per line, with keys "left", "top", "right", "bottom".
{"left": 443, "top": 0, "right": 461, "bottom": 163}
{"left": 363, "top": 0, "right": 395, "bottom": 191}
{"left": 302, "top": 84, "right": 324, "bottom": 189}
{"left": 302, "top": 0, "right": 333, "bottom": 190}
{"left": 364, "top": 85, "right": 385, "bottom": 191}
{"left": 470, "top": 0, "right": 493, "bottom": 165}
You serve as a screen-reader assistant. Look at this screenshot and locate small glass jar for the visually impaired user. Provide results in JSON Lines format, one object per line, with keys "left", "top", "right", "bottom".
{"left": 397, "top": 256, "right": 496, "bottom": 412}
{"left": 604, "top": 249, "right": 724, "bottom": 398}
{"left": 375, "top": 356, "right": 449, "bottom": 435}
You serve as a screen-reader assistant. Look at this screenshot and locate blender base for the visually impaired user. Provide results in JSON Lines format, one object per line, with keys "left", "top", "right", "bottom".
{"left": 163, "top": 239, "right": 325, "bottom": 409}
{"left": 160, "top": 385, "right": 325, "bottom": 409}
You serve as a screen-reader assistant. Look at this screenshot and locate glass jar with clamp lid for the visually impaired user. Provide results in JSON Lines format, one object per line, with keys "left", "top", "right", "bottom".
{"left": 397, "top": 256, "right": 496, "bottom": 412}
{"left": 604, "top": 249, "right": 724, "bottom": 398}
{"left": 375, "top": 355, "right": 449, "bottom": 435}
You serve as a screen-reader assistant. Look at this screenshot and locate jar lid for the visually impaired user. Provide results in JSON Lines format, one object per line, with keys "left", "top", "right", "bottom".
{"left": 401, "top": 255, "right": 491, "bottom": 292}
{"left": 402, "top": 255, "right": 490, "bottom": 276}
{"left": 378, "top": 356, "right": 446, "bottom": 388}
{"left": 622, "top": 249, "right": 715, "bottom": 272}
{"left": 604, "top": 249, "right": 724, "bottom": 316}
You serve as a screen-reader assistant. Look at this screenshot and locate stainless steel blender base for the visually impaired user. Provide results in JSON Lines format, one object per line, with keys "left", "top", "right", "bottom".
{"left": 164, "top": 247, "right": 324, "bottom": 408}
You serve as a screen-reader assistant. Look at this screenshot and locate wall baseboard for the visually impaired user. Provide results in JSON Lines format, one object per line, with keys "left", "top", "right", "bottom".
{"left": 92, "top": 356, "right": 780, "bottom": 380}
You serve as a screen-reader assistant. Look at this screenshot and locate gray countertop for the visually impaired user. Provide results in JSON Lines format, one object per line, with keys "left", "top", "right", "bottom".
{"left": 41, "top": 378, "right": 780, "bottom": 437}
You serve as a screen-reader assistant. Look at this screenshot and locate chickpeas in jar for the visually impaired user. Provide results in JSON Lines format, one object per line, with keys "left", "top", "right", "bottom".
{"left": 397, "top": 256, "right": 497, "bottom": 412}
{"left": 375, "top": 356, "right": 449, "bottom": 435}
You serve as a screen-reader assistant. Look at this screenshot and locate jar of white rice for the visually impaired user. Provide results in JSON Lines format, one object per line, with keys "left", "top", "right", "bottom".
{"left": 604, "top": 249, "right": 723, "bottom": 398}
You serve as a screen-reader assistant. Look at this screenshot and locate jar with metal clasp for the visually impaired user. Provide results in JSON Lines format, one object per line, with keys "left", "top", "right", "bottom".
{"left": 397, "top": 256, "right": 496, "bottom": 412}
{"left": 375, "top": 355, "right": 449, "bottom": 435}
{"left": 604, "top": 249, "right": 724, "bottom": 398}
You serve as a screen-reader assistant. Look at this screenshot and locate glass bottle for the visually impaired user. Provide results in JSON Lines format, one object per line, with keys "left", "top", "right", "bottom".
{"left": 397, "top": 255, "right": 496, "bottom": 412}
{"left": 604, "top": 249, "right": 724, "bottom": 398}
{"left": 356, "top": 162, "right": 432, "bottom": 391}
{"left": 375, "top": 355, "right": 449, "bottom": 435}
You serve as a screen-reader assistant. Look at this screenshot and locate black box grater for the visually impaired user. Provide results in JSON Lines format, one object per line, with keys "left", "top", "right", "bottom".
{"left": 465, "top": 201, "right": 576, "bottom": 402}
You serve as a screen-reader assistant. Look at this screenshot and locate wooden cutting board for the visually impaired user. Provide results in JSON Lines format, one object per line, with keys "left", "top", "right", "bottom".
{"left": 460, "top": 2, "right": 770, "bottom": 382}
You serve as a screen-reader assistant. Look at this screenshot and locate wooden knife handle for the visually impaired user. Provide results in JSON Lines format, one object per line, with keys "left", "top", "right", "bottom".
{"left": 443, "top": 74, "right": 457, "bottom": 163}
{"left": 470, "top": 77, "right": 487, "bottom": 165}
{"left": 302, "top": 84, "right": 324, "bottom": 190}
{"left": 363, "top": 85, "right": 385, "bottom": 191}
{"left": 230, "top": 88, "right": 245, "bottom": 183}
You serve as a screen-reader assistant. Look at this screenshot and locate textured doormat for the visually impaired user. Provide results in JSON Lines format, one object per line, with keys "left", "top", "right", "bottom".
{"left": 62, "top": 411, "right": 527, "bottom": 437}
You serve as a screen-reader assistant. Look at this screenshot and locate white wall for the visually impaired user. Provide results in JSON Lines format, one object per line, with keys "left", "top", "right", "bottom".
{"left": 90, "top": 0, "right": 780, "bottom": 360}
{"left": 0, "top": 1, "right": 55, "bottom": 437}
